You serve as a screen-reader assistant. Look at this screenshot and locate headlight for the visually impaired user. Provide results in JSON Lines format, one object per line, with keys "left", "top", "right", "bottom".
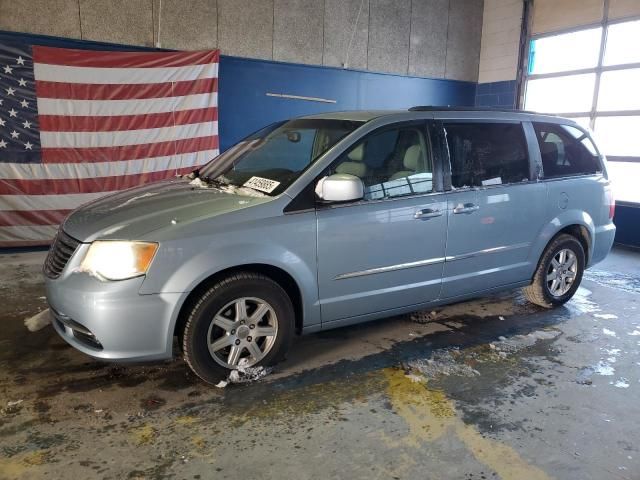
{"left": 80, "top": 241, "right": 158, "bottom": 281}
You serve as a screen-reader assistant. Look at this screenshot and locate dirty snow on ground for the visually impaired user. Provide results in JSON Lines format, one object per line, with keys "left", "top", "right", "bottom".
{"left": 24, "top": 308, "right": 51, "bottom": 332}
{"left": 584, "top": 269, "right": 640, "bottom": 295}
{"left": 215, "top": 358, "right": 272, "bottom": 388}
{"left": 407, "top": 329, "right": 561, "bottom": 380}
{"left": 594, "top": 313, "right": 619, "bottom": 320}
{"left": 611, "top": 378, "right": 630, "bottom": 388}
{"left": 490, "top": 329, "right": 561, "bottom": 354}
{"left": 408, "top": 349, "right": 480, "bottom": 378}
{"left": 602, "top": 328, "right": 617, "bottom": 337}
{"left": 567, "top": 287, "right": 602, "bottom": 315}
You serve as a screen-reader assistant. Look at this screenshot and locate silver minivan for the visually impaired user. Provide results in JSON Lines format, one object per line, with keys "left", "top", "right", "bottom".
{"left": 44, "top": 108, "right": 616, "bottom": 384}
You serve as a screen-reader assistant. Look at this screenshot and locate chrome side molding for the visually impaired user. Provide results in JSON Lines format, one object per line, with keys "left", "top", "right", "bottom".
{"left": 334, "top": 257, "right": 446, "bottom": 280}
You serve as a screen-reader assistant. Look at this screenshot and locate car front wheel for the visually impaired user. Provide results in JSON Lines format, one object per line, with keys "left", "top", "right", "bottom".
{"left": 182, "top": 272, "right": 294, "bottom": 384}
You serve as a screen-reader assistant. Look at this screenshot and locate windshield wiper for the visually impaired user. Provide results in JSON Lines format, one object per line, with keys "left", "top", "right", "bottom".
{"left": 200, "top": 176, "right": 228, "bottom": 188}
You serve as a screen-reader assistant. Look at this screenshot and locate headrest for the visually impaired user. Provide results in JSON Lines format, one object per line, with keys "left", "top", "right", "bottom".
{"left": 348, "top": 144, "right": 364, "bottom": 162}
{"left": 403, "top": 145, "right": 422, "bottom": 171}
{"left": 335, "top": 161, "right": 367, "bottom": 178}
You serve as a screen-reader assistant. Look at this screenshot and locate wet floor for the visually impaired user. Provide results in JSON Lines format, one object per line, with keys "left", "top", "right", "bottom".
{"left": 0, "top": 248, "right": 639, "bottom": 480}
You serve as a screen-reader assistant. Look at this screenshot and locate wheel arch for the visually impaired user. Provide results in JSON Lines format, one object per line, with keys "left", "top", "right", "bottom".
{"left": 173, "top": 263, "right": 305, "bottom": 345}
{"left": 531, "top": 222, "right": 592, "bottom": 281}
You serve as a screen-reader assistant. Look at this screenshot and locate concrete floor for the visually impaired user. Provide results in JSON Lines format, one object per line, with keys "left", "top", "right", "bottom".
{"left": 0, "top": 247, "right": 638, "bottom": 480}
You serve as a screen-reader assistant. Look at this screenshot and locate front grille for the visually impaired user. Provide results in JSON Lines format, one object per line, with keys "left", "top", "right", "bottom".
{"left": 44, "top": 230, "right": 81, "bottom": 279}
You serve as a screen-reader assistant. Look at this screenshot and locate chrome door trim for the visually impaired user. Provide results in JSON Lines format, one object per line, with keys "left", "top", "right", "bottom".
{"left": 334, "top": 257, "right": 446, "bottom": 280}
{"left": 445, "top": 242, "right": 531, "bottom": 262}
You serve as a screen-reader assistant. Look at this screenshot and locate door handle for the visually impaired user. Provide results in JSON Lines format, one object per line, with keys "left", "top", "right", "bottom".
{"left": 414, "top": 208, "right": 443, "bottom": 219}
{"left": 453, "top": 203, "right": 479, "bottom": 214}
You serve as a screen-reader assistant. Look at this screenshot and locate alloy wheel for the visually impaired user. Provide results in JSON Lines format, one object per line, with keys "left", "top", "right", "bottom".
{"left": 206, "top": 297, "right": 278, "bottom": 368}
{"left": 546, "top": 248, "right": 578, "bottom": 297}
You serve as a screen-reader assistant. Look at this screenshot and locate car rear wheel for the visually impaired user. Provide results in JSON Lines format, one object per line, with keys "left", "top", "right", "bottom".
{"left": 523, "top": 234, "right": 585, "bottom": 308}
{"left": 182, "top": 272, "right": 294, "bottom": 385}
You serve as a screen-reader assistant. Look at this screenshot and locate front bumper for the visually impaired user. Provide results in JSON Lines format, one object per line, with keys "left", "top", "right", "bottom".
{"left": 46, "top": 265, "right": 183, "bottom": 362}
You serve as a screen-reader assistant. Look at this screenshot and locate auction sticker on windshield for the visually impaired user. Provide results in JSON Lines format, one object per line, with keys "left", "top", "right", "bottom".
{"left": 243, "top": 176, "right": 281, "bottom": 193}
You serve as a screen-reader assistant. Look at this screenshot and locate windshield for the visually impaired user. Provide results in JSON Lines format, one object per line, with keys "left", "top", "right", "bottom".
{"left": 198, "top": 119, "right": 363, "bottom": 195}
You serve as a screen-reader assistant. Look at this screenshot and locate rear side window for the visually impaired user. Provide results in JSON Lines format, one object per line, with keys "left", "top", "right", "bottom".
{"left": 533, "top": 123, "right": 602, "bottom": 178}
{"left": 443, "top": 122, "right": 530, "bottom": 188}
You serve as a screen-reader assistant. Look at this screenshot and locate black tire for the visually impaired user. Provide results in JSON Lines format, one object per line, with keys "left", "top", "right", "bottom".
{"left": 182, "top": 272, "right": 294, "bottom": 385}
{"left": 523, "top": 234, "right": 585, "bottom": 308}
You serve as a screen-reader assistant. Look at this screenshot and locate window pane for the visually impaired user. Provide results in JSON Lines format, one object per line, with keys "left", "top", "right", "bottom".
{"left": 525, "top": 74, "right": 596, "bottom": 113}
{"left": 533, "top": 123, "right": 602, "bottom": 178}
{"left": 604, "top": 20, "right": 640, "bottom": 66}
{"left": 598, "top": 69, "right": 640, "bottom": 111}
{"left": 570, "top": 117, "right": 592, "bottom": 130}
{"left": 529, "top": 28, "right": 602, "bottom": 74}
{"left": 607, "top": 161, "right": 640, "bottom": 203}
{"left": 333, "top": 126, "right": 434, "bottom": 200}
{"left": 444, "top": 123, "right": 529, "bottom": 188}
{"left": 593, "top": 116, "right": 640, "bottom": 156}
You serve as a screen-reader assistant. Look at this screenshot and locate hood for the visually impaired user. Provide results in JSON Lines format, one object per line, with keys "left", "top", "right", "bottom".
{"left": 62, "top": 179, "right": 274, "bottom": 242}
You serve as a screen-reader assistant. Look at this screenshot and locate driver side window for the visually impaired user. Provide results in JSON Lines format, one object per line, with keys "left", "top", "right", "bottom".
{"left": 332, "top": 125, "right": 433, "bottom": 200}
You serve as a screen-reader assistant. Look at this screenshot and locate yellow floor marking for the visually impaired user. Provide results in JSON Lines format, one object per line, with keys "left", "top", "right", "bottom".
{"left": 129, "top": 424, "right": 156, "bottom": 445}
{"left": 383, "top": 368, "right": 552, "bottom": 480}
{"left": 0, "top": 450, "right": 47, "bottom": 479}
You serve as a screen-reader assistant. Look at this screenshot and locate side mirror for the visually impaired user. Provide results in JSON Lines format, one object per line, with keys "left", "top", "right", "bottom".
{"left": 315, "top": 174, "right": 364, "bottom": 202}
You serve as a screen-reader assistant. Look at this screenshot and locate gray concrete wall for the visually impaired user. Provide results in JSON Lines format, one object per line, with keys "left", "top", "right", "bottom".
{"left": 0, "top": 0, "right": 484, "bottom": 81}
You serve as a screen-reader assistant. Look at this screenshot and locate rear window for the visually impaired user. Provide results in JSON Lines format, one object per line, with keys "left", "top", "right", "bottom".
{"left": 443, "top": 122, "right": 530, "bottom": 188}
{"left": 533, "top": 123, "right": 602, "bottom": 178}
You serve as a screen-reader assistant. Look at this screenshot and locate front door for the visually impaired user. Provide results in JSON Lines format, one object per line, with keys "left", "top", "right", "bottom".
{"left": 316, "top": 122, "right": 447, "bottom": 324}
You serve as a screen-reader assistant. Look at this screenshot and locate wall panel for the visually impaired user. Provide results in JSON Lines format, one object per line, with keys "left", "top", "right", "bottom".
{"left": 218, "top": 0, "right": 273, "bottom": 60}
{"left": 79, "top": 0, "right": 154, "bottom": 47}
{"left": 408, "top": 0, "right": 449, "bottom": 78}
{"left": 445, "top": 0, "right": 483, "bottom": 81}
{"left": 153, "top": 0, "right": 217, "bottom": 50}
{"left": 367, "top": 0, "right": 411, "bottom": 74}
{"left": 0, "top": 0, "right": 81, "bottom": 38}
{"left": 273, "top": 0, "right": 324, "bottom": 65}
{"left": 323, "top": 0, "right": 369, "bottom": 70}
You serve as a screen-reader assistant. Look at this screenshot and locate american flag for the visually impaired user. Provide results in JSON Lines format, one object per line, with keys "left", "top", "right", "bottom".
{"left": 0, "top": 41, "right": 219, "bottom": 247}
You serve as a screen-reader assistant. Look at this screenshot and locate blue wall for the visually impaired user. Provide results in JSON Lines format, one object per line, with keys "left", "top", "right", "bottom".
{"left": 0, "top": 30, "right": 477, "bottom": 152}
{"left": 614, "top": 203, "right": 640, "bottom": 248}
{"left": 218, "top": 56, "right": 476, "bottom": 150}
{"left": 475, "top": 80, "right": 517, "bottom": 109}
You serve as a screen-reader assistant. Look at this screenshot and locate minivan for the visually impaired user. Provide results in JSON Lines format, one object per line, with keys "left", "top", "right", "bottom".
{"left": 44, "top": 108, "right": 616, "bottom": 384}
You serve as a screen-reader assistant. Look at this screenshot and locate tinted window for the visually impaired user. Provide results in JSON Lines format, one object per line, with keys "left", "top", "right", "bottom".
{"left": 444, "top": 123, "right": 530, "bottom": 188}
{"left": 533, "top": 123, "right": 601, "bottom": 178}
{"left": 332, "top": 125, "right": 433, "bottom": 200}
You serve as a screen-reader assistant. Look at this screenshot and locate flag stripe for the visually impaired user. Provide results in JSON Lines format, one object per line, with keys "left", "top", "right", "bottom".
{"left": 42, "top": 135, "right": 219, "bottom": 163}
{"left": 1, "top": 150, "right": 216, "bottom": 179}
{"left": 39, "top": 107, "right": 218, "bottom": 132}
{"left": 0, "top": 209, "right": 71, "bottom": 227}
{"left": 35, "top": 77, "right": 218, "bottom": 101}
{"left": 0, "top": 166, "right": 198, "bottom": 196}
{"left": 33, "top": 46, "right": 218, "bottom": 68}
{"left": 40, "top": 121, "right": 218, "bottom": 148}
{"left": 33, "top": 62, "right": 218, "bottom": 84}
{"left": 0, "top": 226, "right": 60, "bottom": 246}
{"left": 36, "top": 92, "right": 217, "bottom": 116}
{"left": 0, "top": 192, "right": 114, "bottom": 211}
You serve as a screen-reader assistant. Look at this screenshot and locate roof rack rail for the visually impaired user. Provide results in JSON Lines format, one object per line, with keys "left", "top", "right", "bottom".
{"left": 408, "top": 105, "right": 548, "bottom": 115}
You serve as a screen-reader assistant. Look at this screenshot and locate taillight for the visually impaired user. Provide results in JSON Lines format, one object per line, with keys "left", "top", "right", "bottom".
{"left": 608, "top": 190, "right": 615, "bottom": 219}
